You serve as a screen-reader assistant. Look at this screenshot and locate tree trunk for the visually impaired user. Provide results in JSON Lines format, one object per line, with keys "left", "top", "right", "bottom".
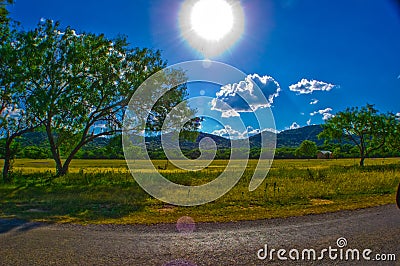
{"left": 2, "top": 158, "right": 11, "bottom": 183}
{"left": 58, "top": 141, "right": 86, "bottom": 176}
{"left": 58, "top": 163, "right": 69, "bottom": 176}
{"left": 45, "top": 123, "right": 63, "bottom": 176}
{"left": 2, "top": 136, "right": 15, "bottom": 183}
{"left": 2, "top": 127, "right": 39, "bottom": 182}
{"left": 359, "top": 156, "right": 365, "bottom": 167}
{"left": 2, "top": 140, "right": 12, "bottom": 183}
{"left": 359, "top": 144, "right": 365, "bottom": 167}
{"left": 59, "top": 157, "right": 73, "bottom": 176}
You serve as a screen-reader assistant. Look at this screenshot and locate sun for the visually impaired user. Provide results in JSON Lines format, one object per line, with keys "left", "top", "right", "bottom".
{"left": 179, "top": 0, "right": 244, "bottom": 58}
{"left": 190, "top": 0, "right": 234, "bottom": 41}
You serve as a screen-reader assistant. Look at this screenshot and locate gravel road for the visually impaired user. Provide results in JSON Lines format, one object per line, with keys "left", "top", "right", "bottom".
{"left": 1, "top": 204, "right": 399, "bottom": 266}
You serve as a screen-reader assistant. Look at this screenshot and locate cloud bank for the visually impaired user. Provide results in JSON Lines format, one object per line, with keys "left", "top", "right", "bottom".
{"left": 211, "top": 74, "right": 281, "bottom": 117}
{"left": 211, "top": 125, "right": 278, "bottom": 139}
{"left": 310, "top": 107, "right": 334, "bottom": 120}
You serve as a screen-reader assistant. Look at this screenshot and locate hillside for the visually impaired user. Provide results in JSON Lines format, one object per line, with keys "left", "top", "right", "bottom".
{"left": 12, "top": 125, "right": 326, "bottom": 151}
{"left": 145, "top": 125, "right": 324, "bottom": 150}
{"left": 277, "top": 125, "right": 324, "bottom": 147}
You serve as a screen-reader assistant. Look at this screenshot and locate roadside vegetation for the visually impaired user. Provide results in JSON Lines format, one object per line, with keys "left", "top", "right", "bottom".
{"left": 0, "top": 158, "right": 398, "bottom": 224}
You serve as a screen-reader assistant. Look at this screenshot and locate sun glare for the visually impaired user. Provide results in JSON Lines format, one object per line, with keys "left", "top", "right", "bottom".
{"left": 179, "top": 0, "right": 244, "bottom": 58}
{"left": 190, "top": 0, "right": 233, "bottom": 41}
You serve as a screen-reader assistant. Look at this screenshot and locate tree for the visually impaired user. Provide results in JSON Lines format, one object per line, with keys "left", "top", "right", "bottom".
{"left": 22, "top": 146, "right": 49, "bottom": 159}
{"left": 0, "top": 0, "right": 16, "bottom": 46}
{"left": 0, "top": 0, "right": 13, "bottom": 22}
{"left": 385, "top": 113, "right": 400, "bottom": 152}
{"left": 15, "top": 20, "right": 194, "bottom": 176}
{"left": 295, "top": 140, "right": 317, "bottom": 158}
{"left": 0, "top": 7, "right": 40, "bottom": 182}
{"left": 318, "top": 104, "right": 390, "bottom": 166}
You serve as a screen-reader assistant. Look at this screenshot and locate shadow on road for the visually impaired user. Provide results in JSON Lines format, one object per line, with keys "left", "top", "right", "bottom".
{"left": 0, "top": 219, "right": 46, "bottom": 234}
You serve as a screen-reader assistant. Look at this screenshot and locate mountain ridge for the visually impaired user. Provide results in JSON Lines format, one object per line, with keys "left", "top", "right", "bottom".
{"left": 13, "top": 125, "right": 325, "bottom": 150}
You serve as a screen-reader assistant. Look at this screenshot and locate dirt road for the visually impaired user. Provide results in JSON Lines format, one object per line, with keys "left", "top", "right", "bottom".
{"left": 1, "top": 204, "right": 399, "bottom": 265}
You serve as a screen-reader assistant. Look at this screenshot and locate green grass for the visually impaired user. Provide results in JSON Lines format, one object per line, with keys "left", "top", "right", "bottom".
{"left": 0, "top": 158, "right": 399, "bottom": 224}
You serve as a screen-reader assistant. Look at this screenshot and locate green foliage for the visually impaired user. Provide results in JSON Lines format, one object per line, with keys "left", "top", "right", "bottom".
{"left": 295, "top": 140, "right": 317, "bottom": 158}
{"left": 0, "top": 0, "right": 13, "bottom": 23}
{"left": 0, "top": 138, "right": 19, "bottom": 158}
{"left": 21, "top": 146, "right": 49, "bottom": 159}
{"left": 9, "top": 19, "right": 195, "bottom": 175}
{"left": 0, "top": 17, "right": 40, "bottom": 181}
{"left": 0, "top": 0, "right": 14, "bottom": 44}
{"left": 386, "top": 113, "right": 400, "bottom": 152}
{"left": 274, "top": 147, "right": 297, "bottom": 159}
{"left": 319, "top": 104, "right": 392, "bottom": 166}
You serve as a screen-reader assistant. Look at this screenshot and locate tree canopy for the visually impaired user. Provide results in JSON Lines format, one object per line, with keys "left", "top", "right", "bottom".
{"left": 386, "top": 113, "right": 400, "bottom": 152}
{"left": 0, "top": 0, "right": 13, "bottom": 25}
{"left": 1, "top": 19, "right": 195, "bottom": 178}
{"left": 0, "top": 1, "right": 40, "bottom": 182}
{"left": 295, "top": 140, "right": 317, "bottom": 158}
{"left": 318, "top": 104, "right": 394, "bottom": 166}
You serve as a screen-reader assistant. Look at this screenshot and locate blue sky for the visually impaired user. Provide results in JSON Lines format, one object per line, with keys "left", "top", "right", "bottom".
{"left": 9, "top": 0, "right": 400, "bottom": 137}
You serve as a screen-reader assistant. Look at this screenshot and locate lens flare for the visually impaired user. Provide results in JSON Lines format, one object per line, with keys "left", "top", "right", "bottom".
{"left": 190, "top": 0, "right": 233, "bottom": 41}
{"left": 179, "top": 0, "right": 244, "bottom": 58}
{"left": 122, "top": 60, "right": 276, "bottom": 206}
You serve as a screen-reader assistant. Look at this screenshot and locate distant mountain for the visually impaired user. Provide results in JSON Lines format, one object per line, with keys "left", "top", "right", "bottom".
{"left": 248, "top": 125, "right": 324, "bottom": 148}
{"left": 146, "top": 125, "right": 324, "bottom": 149}
{"left": 16, "top": 132, "right": 49, "bottom": 148}
{"left": 145, "top": 132, "right": 231, "bottom": 150}
{"left": 247, "top": 130, "right": 277, "bottom": 148}
{"left": 15, "top": 132, "right": 110, "bottom": 150}
{"left": 12, "top": 125, "right": 326, "bottom": 153}
{"left": 277, "top": 125, "right": 324, "bottom": 147}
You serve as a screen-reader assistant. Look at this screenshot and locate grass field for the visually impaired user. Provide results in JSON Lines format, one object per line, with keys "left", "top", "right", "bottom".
{"left": 0, "top": 158, "right": 399, "bottom": 224}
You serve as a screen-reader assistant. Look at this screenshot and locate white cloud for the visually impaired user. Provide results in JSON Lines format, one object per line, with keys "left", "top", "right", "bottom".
{"left": 310, "top": 99, "right": 319, "bottom": 105}
{"left": 395, "top": 113, "right": 400, "bottom": 121}
{"left": 212, "top": 125, "right": 246, "bottom": 139}
{"left": 289, "top": 79, "right": 336, "bottom": 94}
{"left": 220, "top": 109, "right": 240, "bottom": 118}
{"left": 211, "top": 74, "right": 281, "bottom": 117}
{"left": 322, "top": 113, "right": 334, "bottom": 120}
{"left": 246, "top": 126, "right": 261, "bottom": 136}
{"left": 306, "top": 119, "right": 311, "bottom": 125}
{"left": 262, "top": 128, "right": 281, "bottom": 134}
{"left": 310, "top": 107, "right": 332, "bottom": 116}
{"left": 93, "top": 123, "right": 107, "bottom": 129}
{"left": 289, "top": 122, "right": 300, "bottom": 130}
{"left": 211, "top": 125, "right": 276, "bottom": 139}
{"left": 245, "top": 126, "right": 280, "bottom": 136}
{"left": 310, "top": 107, "right": 334, "bottom": 120}
{"left": 70, "top": 29, "right": 82, "bottom": 37}
{"left": 1, "top": 105, "right": 23, "bottom": 118}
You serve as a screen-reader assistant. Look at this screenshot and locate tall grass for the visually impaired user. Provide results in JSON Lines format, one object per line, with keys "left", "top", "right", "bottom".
{"left": 0, "top": 158, "right": 399, "bottom": 224}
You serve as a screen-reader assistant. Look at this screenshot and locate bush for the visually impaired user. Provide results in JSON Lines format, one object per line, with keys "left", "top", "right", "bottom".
{"left": 21, "top": 146, "right": 49, "bottom": 159}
